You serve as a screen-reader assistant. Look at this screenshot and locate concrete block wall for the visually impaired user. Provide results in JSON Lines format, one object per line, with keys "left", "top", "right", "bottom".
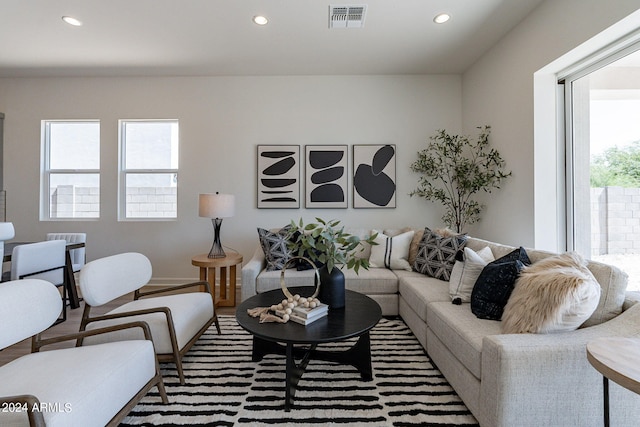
{"left": 125, "top": 186, "right": 177, "bottom": 218}
{"left": 51, "top": 185, "right": 176, "bottom": 218}
{"left": 591, "top": 187, "right": 640, "bottom": 256}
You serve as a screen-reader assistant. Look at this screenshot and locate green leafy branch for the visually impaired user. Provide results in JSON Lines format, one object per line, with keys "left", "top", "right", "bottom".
{"left": 410, "top": 126, "right": 511, "bottom": 233}
{"left": 287, "top": 217, "right": 377, "bottom": 273}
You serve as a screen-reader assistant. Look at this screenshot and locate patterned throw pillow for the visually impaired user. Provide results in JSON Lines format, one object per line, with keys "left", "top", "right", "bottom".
{"left": 470, "top": 247, "right": 531, "bottom": 320}
{"left": 257, "top": 226, "right": 294, "bottom": 271}
{"left": 413, "top": 228, "right": 468, "bottom": 281}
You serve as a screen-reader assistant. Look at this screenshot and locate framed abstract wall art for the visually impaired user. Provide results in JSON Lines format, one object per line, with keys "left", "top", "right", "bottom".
{"left": 257, "top": 145, "right": 300, "bottom": 208}
{"left": 305, "top": 145, "right": 348, "bottom": 208}
{"left": 352, "top": 144, "right": 396, "bottom": 208}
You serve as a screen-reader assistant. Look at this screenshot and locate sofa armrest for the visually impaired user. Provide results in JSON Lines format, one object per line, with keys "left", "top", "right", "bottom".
{"left": 241, "top": 246, "right": 266, "bottom": 301}
{"left": 479, "top": 303, "right": 640, "bottom": 427}
{"left": 623, "top": 290, "right": 640, "bottom": 311}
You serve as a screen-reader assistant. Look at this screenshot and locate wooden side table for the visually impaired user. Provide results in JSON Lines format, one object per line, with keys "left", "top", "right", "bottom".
{"left": 587, "top": 337, "right": 640, "bottom": 427}
{"left": 191, "top": 253, "right": 243, "bottom": 308}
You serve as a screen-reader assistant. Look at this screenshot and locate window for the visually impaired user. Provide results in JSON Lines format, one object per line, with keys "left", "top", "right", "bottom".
{"left": 563, "top": 44, "right": 640, "bottom": 291}
{"left": 41, "top": 120, "right": 100, "bottom": 219}
{"left": 119, "top": 120, "right": 179, "bottom": 220}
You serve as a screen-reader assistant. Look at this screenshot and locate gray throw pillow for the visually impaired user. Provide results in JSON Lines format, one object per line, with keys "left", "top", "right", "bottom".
{"left": 257, "top": 226, "right": 293, "bottom": 271}
{"left": 413, "top": 227, "right": 468, "bottom": 281}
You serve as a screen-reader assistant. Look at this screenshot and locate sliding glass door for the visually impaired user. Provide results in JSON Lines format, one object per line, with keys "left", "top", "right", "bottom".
{"left": 565, "top": 47, "right": 640, "bottom": 290}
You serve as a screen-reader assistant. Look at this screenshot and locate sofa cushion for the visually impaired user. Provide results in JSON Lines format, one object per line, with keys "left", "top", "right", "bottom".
{"left": 342, "top": 267, "right": 399, "bottom": 294}
{"left": 449, "top": 246, "right": 495, "bottom": 304}
{"left": 408, "top": 228, "right": 424, "bottom": 267}
{"left": 84, "top": 293, "right": 214, "bottom": 354}
{"left": 470, "top": 248, "right": 530, "bottom": 320}
{"left": 398, "top": 272, "right": 451, "bottom": 322}
{"left": 465, "top": 237, "right": 519, "bottom": 260}
{"left": 257, "top": 226, "right": 293, "bottom": 271}
{"left": 427, "top": 301, "right": 503, "bottom": 379}
{"left": 256, "top": 266, "right": 399, "bottom": 297}
{"left": 583, "top": 260, "right": 628, "bottom": 327}
{"left": 369, "top": 229, "right": 414, "bottom": 271}
{"left": 502, "top": 252, "right": 601, "bottom": 333}
{"left": 0, "top": 340, "right": 155, "bottom": 427}
{"left": 257, "top": 268, "right": 315, "bottom": 294}
{"left": 414, "top": 228, "right": 468, "bottom": 281}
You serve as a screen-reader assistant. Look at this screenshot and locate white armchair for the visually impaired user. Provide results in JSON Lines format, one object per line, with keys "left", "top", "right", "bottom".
{"left": 0, "top": 221, "right": 15, "bottom": 264}
{"left": 11, "top": 240, "right": 67, "bottom": 323}
{"left": 0, "top": 279, "right": 167, "bottom": 427}
{"left": 46, "top": 232, "right": 86, "bottom": 272}
{"left": 78, "top": 252, "right": 218, "bottom": 384}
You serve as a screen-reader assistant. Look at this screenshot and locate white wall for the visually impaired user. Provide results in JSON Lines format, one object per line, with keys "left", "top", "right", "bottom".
{"left": 462, "top": 0, "right": 640, "bottom": 249}
{"left": 0, "top": 75, "right": 461, "bottom": 281}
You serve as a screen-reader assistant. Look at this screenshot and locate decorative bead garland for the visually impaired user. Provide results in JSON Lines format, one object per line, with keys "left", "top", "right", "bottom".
{"left": 270, "top": 294, "right": 322, "bottom": 323}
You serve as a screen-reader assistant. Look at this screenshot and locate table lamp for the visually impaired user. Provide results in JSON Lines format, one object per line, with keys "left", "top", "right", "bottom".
{"left": 199, "top": 193, "right": 235, "bottom": 258}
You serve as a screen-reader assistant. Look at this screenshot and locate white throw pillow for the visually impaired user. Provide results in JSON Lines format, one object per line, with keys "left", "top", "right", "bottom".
{"left": 369, "top": 230, "right": 415, "bottom": 271}
{"left": 449, "top": 246, "right": 494, "bottom": 304}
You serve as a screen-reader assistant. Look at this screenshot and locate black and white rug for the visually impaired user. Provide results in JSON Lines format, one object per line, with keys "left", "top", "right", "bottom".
{"left": 120, "top": 316, "right": 478, "bottom": 427}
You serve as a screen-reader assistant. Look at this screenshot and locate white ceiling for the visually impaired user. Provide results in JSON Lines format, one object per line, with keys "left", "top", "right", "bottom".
{"left": 0, "top": 0, "right": 546, "bottom": 78}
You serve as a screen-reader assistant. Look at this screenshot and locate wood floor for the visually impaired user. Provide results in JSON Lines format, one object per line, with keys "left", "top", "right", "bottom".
{"left": 0, "top": 286, "right": 240, "bottom": 367}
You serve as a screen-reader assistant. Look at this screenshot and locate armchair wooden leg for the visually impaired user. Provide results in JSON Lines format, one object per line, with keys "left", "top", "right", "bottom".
{"left": 156, "top": 377, "right": 169, "bottom": 404}
{"left": 175, "top": 358, "right": 185, "bottom": 385}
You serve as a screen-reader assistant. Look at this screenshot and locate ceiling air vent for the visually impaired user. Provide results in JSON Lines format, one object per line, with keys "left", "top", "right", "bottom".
{"left": 329, "top": 5, "right": 367, "bottom": 29}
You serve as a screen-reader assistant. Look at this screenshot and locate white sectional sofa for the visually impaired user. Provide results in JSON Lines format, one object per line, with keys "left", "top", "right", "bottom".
{"left": 241, "top": 228, "right": 640, "bottom": 427}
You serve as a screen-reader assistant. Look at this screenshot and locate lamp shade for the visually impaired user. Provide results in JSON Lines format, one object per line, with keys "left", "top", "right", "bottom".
{"left": 199, "top": 193, "right": 235, "bottom": 219}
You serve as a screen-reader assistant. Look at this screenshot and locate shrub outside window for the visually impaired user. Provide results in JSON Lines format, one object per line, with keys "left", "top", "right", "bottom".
{"left": 119, "top": 120, "right": 179, "bottom": 220}
{"left": 41, "top": 120, "right": 100, "bottom": 220}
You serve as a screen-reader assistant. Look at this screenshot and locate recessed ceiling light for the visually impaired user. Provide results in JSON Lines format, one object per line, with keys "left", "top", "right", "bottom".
{"left": 433, "top": 13, "right": 450, "bottom": 24}
{"left": 253, "top": 15, "right": 268, "bottom": 25}
{"left": 62, "top": 16, "right": 83, "bottom": 26}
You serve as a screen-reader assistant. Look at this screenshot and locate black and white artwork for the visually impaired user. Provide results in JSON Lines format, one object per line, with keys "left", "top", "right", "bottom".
{"left": 353, "top": 144, "right": 396, "bottom": 208}
{"left": 257, "top": 145, "right": 300, "bottom": 208}
{"left": 305, "top": 145, "right": 348, "bottom": 208}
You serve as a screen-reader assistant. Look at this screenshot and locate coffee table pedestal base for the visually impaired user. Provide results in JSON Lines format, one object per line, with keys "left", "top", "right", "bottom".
{"left": 252, "top": 333, "right": 373, "bottom": 411}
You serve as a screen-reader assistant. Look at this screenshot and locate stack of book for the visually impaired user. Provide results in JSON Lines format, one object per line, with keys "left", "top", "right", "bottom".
{"left": 275, "top": 302, "right": 329, "bottom": 325}
{"left": 289, "top": 302, "right": 329, "bottom": 325}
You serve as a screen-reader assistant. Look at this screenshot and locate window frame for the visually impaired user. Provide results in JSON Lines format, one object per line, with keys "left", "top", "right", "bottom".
{"left": 118, "top": 119, "right": 179, "bottom": 221}
{"left": 40, "top": 119, "right": 101, "bottom": 221}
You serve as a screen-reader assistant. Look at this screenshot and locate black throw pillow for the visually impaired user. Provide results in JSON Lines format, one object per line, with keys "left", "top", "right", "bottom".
{"left": 470, "top": 247, "right": 530, "bottom": 320}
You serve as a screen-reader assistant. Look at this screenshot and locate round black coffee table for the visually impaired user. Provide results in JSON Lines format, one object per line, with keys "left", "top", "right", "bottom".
{"left": 236, "top": 286, "right": 382, "bottom": 411}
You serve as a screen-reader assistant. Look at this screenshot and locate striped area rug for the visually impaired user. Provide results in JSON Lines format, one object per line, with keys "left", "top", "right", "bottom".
{"left": 120, "top": 316, "right": 478, "bottom": 427}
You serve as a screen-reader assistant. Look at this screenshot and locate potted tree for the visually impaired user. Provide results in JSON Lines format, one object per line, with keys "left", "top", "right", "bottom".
{"left": 410, "top": 126, "right": 511, "bottom": 233}
{"left": 287, "top": 218, "right": 376, "bottom": 308}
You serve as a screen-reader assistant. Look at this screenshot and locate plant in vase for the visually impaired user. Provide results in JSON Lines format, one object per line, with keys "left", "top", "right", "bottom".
{"left": 287, "top": 217, "right": 377, "bottom": 309}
